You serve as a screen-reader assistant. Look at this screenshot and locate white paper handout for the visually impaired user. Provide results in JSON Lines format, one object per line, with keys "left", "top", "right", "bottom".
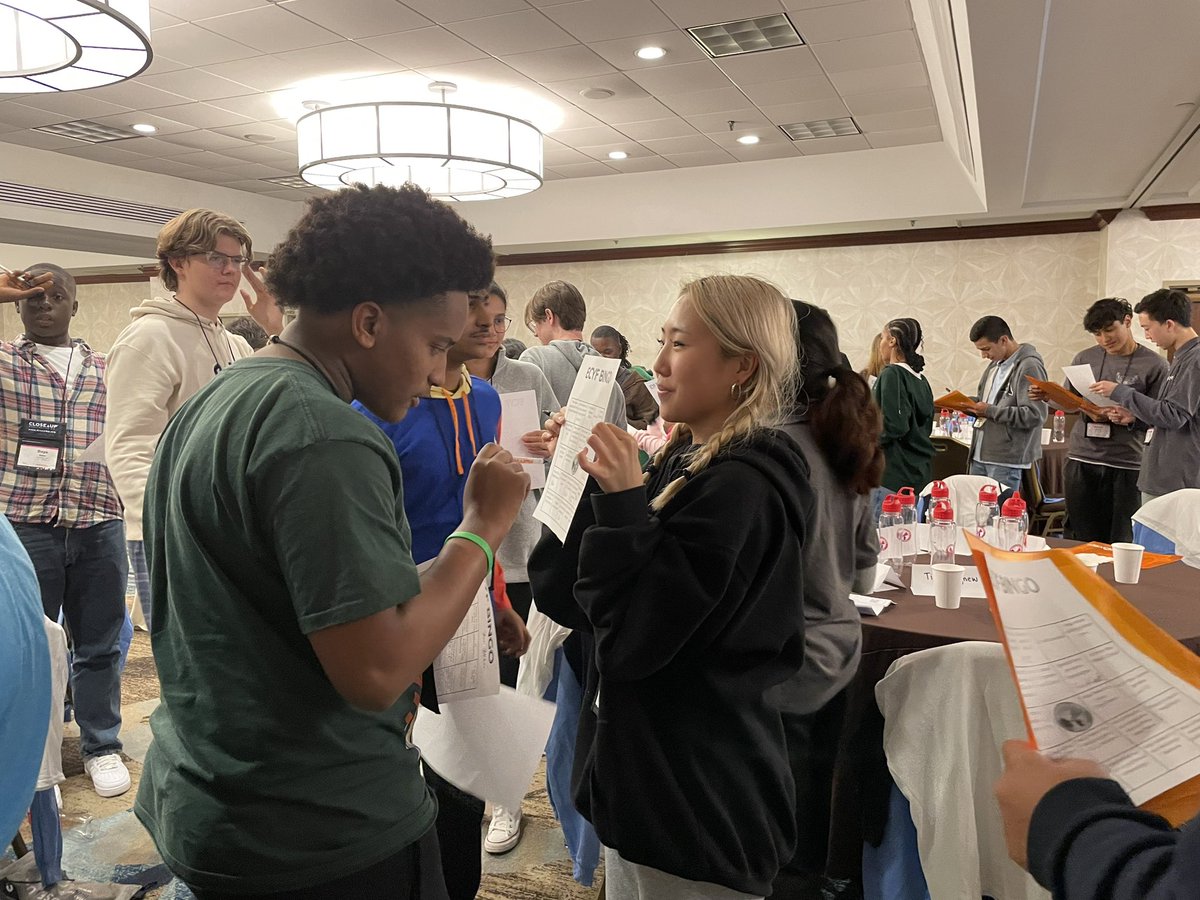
{"left": 910, "top": 563, "right": 989, "bottom": 599}
{"left": 851, "top": 593, "right": 894, "bottom": 616}
{"left": 533, "top": 355, "right": 621, "bottom": 541}
{"left": 1063, "top": 364, "right": 1117, "bottom": 408}
{"left": 977, "top": 537, "right": 1200, "bottom": 815}
{"left": 498, "top": 390, "right": 546, "bottom": 490}
{"left": 872, "top": 562, "right": 905, "bottom": 593}
{"left": 416, "top": 560, "right": 499, "bottom": 703}
{"left": 76, "top": 432, "right": 107, "bottom": 464}
{"left": 411, "top": 686, "right": 557, "bottom": 811}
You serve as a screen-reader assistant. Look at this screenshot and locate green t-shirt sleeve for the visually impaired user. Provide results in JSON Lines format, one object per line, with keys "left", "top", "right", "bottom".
{"left": 255, "top": 440, "right": 422, "bottom": 635}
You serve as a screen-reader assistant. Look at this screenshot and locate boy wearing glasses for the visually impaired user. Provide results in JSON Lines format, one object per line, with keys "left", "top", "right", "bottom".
{"left": 105, "top": 209, "right": 282, "bottom": 632}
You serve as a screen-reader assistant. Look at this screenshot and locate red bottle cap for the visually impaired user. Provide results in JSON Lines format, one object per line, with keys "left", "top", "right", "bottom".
{"left": 931, "top": 480, "right": 949, "bottom": 499}
{"left": 897, "top": 486, "right": 916, "bottom": 506}
{"left": 1054, "top": 410, "right": 1065, "bottom": 417}
{"left": 1002, "top": 491, "right": 1027, "bottom": 517}
{"left": 979, "top": 485, "right": 1000, "bottom": 503}
{"left": 882, "top": 494, "right": 902, "bottom": 514}
{"left": 931, "top": 500, "right": 955, "bottom": 522}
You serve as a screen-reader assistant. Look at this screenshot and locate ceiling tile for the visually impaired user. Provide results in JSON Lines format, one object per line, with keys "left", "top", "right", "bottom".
{"left": 740, "top": 73, "right": 839, "bottom": 106}
{"left": 142, "top": 54, "right": 189, "bottom": 75}
{"left": 211, "top": 121, "right": 297, "bottom": 142}
{"left": 546, "top": 105, "right": 606, "bottom": 131}
{"left": 715, "top": 46, "right": 823, "bottom": 84}
{"left": 795, "top": 133, "right": 870, "bottom": 154}
{"left": 809, "top": 30, "right": 920, "bottom": 72}
{"left": 273, "top": 41, "right": 402, "bottom": 74}
{"left": 781, "top": 0, "right": 862, "bottom": 9}
{"left": 789, "top": 0, "right": 912, "bottom": 42}
{"left": 0, "top": 130, "right": 84, "bottom": 151}
{"left": 651, "top": 0, "right": 787, "bottom": 30}
{"left": 279, "top": 0, "right": 430, "bottom": 39}
{"left": 54, "top": 144, "right": 146, "bottom": 166}
{"left": 660, "top": 148, "right": 736, "bottom": 167}
{"left": 501, "top": 45, "right": 616, "bottom": 82}
{"left": 590, "top": 97, "right": 675, "bottom": 124}
{"left": 866, "top": 124, "right": 940, "bottom": 147}
{"left": 150, "top": 8, "right": 185, "bottom": 29}
{"left": 156, "top": 129, "right": 252, "bottom": 151}
{"left": 726, "top": 141, "right": 802, "bottom": 161}
{"left": 0, "top": 103, "right": 79, "bottom": 130}
{"left": 826, "top": 61, "right": 926, "bottom": 94}
{"left": 616, "top": 117, "right": 698, "bottom": 140}
{"left": 544, "top": 73, "right": 650, "bottom": 108}
{"left": 141, "top": 68, "right": 258, "bottom": 101}
{"left": 116, "top": 137, "right": 201, "bottom": 157}
{"left": 547, "top": 160, "right": 618, "bottom": 177}
{"left": 542, "top": 142, "right": 593, "bottom": 165}
{"left": 640, "top": 134, "right": 718, "bottom": 155}
{"left": 151, "top": 0, "right": 269, "bottom": 16}
{"left": 575, "top": 140, "right": 649, "bottom": 160}
{"left": 359, "top": 27, "right": 488, "bottom": 68}
{"left": 145, "top": 102, "right": 257, "bottom": 129}
{"left": 202, "top": 57, "right": 312, "bottom": 92}
{"left": 587, "top": 30, "right": 707, "bottom": 71}
{"left": 401, "top": 0, "right": 529, "bottom": 24}
{"left": 206, "top": 92, "right": 290, "bottom": 121}
{"left": 197, "top": 6, "right": 341, "bottom": 54}
{"left": 759, "top": 98, "right": 850, "bottom": 123}
{"left": 447, "top": 10, "right": 576, "bottom": 55}
{"left": 854, "top": 106, "right": 937, "bottom": 132}
{"left": 123, "top": 158, "right": 209, "bottom": 178}
{"left": 843, "top": 85, "right": 932, "bottom": 117}
{"left": 16, "top": 94, "right": 130, "bottom": 118}
{"left": 85, "top": 110, "right": 197, "bottom": 136}
{"left": 150, "top": 24, "right": 260, "bottom": 67}
{"left": 658, "top": 86, "right": 751, "bottom": 117}
{"left": 606, "top": 155, "right": 678, "bottom": 173}
{"left": 218, "top": 179, "right": 288, "bottom": 193}
{"left": 542, "top": 0, "right": 675, "bottom": 43}
{"left": 685, "top": 108, "right": 774, "bottom": 133}
{"left": 170, "top": 150, "right": 248, "bottom": 168}
{"left": 186, "top": 169, "right": 252, "bottom": 184}
{"left": 552, "top": 123, "right": 628, "bottom": 146}
{"left": 81, "top": 81, "right": 191, "bottom": 110}
{"left": 212, "top": 161, "right": 291, "bottom": 179}
{"left": 259, "top": 189, "right": 309, "bottom": 200}
{"left": 626, "top": 60, "right": 733, "bottom": 96}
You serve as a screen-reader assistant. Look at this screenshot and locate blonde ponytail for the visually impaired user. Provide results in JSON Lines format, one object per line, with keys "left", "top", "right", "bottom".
{"left": 648, "top": 275, "right": 797, "bottom": 511}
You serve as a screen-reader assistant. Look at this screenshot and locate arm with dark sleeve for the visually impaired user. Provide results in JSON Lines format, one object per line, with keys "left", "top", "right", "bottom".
{"left": 851, "top": 498, "right": 880, "bottom": 594}
{"left": 623, "top": 377, "right": 660, "bottom": 430}
{"left": 526, "top": 480, "right": 601, "bottom": 633}
{"left": 1112, "top": 360, "right": 1200, "bottom": 430}
{"left": 1028, "top": 777, "right": 1199, "bottom": 899}
{"left": 574, "top": 466, "right": 791, "bottom": 682}
{"left": 986, "top": 357, "right": 1048, "bottom": 428}
{"left": 874, "top": 367, "right": 913, "bottom": 447}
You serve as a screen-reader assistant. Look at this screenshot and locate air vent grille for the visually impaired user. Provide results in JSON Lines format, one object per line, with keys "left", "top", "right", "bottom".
{"left": 0, "top": 180, "right": 183, "bottom": 225}
{"left": 688, "top": 14, "right": 803, "bottom": 58}
{"left": 779, "top": 117, "right": 862, "bottom": 141}
{"left": 34, "top": 120, "right": 140, "bottom": 143}
{"left": 260, "top": 175, "right": 312, "bottom": 189}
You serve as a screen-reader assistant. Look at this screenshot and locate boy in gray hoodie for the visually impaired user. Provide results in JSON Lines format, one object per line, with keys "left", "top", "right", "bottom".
{"left": 965, "top": 315, "right": 1049, "bottom": 492}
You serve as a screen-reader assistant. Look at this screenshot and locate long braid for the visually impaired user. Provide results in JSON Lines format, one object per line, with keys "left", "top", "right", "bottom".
{"left": 650, "top": 404, "right": 759, "bottom": 510}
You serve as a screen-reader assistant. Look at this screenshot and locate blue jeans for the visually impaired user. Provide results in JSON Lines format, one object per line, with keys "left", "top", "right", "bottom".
{"left": 128, "top": 539, "right": 152, "bottom": 632}
{"left": 12, "top": 520, "right": 126, "bottom": 759}
{"left": 968, "top": 461, "right": 1023, "bottom": 493}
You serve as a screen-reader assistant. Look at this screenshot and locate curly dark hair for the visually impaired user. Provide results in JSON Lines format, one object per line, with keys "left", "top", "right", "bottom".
{"left": 266, "top": 183, "right": 494, "bottom": 313}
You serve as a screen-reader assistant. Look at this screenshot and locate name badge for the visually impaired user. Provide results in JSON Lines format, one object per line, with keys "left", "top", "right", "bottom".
{"left": 16, "top": 419, "right": 65, "bottom": 473}
{"left": 1086, "top": 422, "right": 1112, "bottom": 439}
{"left": 972, "top": 416, "right": 986, "bottom": 429}
{"left": 1145, "top": 427, "right": 1155, "bottom": 445}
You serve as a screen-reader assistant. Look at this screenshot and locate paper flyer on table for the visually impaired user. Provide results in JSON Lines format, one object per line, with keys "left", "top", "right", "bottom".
{"left": 499, "top": 390, "right": 546, "bottom": 490}
{"left": 1062, "top": 364, "right": 1117, "bottom": 408}
{"left": 533, "top": 355, "right": 621, "bottom": 541}
{"left": 415, "top": 560, "right": 499, "bottom": 703}
{"left": 969, "top": 532, "right": 1200, "bottom": 825}
{"left": 411, "top": 686, "right": 557, "bottom": 812}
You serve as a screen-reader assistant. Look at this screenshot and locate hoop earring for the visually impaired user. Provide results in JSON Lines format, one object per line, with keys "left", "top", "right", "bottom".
{"left": 730, "top": 382, "right": 740, "bottom": 399}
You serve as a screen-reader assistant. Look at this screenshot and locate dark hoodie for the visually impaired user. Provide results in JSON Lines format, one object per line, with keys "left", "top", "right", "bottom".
{"left": 529, "top": 429, "right": 812, "bottom": 895}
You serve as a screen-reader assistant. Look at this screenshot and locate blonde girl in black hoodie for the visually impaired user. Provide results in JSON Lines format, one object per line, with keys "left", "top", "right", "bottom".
{"left": 531, "top": 275, "right": 811, "bottom": 899}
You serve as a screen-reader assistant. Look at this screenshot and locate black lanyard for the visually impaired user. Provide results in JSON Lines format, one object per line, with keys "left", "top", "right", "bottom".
{"left": 1096, "top": 349, "right": 1136, "bottom": 385}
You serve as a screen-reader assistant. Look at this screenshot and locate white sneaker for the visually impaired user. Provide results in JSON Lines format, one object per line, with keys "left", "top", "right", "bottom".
{"left": 84, "top": 754, "right": 130, "bottom": 798}
{"left": 484, "top": 806, "right": 523, "bottom": 854}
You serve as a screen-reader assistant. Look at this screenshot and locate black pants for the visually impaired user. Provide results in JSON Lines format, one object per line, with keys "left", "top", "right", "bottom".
{"left": 186, "top": 827, "right": 447, "bottom": 900}
{"left": 1063, "top": 459, "right": 1140, "bottom": 543}
{"left": 499, "top": 581, "right": 533, "bottom": 688}
{"left": 424, "top": 766, "right": 485, "bottom": 900}
{"left": 778, "top": 689, "right": 850, "bottom": 879}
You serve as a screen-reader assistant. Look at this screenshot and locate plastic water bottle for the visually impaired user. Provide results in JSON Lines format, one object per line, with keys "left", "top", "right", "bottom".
{"left": 928, "top": 500, "right": 958, "bottom": 565}
{"left": 1052, "top": 410, "right": 1067, "bottom": 443}
{"left": 896, "top": 486, "right": 918, "bottom": 569}
{"left": 927, "top": 480, "right": 950, "bottom": 522}
{"left": 998, "top": 492, "right": 1029, "bottom": 551}
{"left": 974, "top": 485, "right": 1000, "bottom": 538}
{"left": 938, "top": 408, "right": 950, "bottom": 435}
{"left": 878, "top": 494, "right": 903, "bottom": 572}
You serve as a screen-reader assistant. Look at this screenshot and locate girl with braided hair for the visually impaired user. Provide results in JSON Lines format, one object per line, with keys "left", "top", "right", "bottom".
{"left": 871, "top": 317, "right": 935, "bottom": 517}
{"left": 531, "top": 275, "right": 812, "bottom": 899}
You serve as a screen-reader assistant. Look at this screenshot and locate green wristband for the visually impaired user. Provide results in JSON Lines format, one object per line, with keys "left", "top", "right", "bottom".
{"left": 445, "top": 530, "right": 494, "bottom": 574}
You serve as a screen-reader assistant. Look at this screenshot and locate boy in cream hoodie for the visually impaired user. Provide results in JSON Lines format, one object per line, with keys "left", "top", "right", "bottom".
{"left": 105, "top": 209, "right": 280, "bottom": 630}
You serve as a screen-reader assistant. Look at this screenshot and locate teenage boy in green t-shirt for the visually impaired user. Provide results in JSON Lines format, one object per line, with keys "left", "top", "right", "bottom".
{"left": 134, "top": 183, "right": 530, "bottom": 900}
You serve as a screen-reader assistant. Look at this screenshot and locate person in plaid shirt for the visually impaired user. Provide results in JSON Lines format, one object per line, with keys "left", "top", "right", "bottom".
{"left": 1, "top": 264, "right": 131, "bottom": 799}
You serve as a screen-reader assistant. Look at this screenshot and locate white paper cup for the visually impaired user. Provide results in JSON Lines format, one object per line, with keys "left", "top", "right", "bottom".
{"left": 1083, "top": 560, "right": 1100, "bottom": 573}
{"left": 932, "top": 563, "right": 965, "bottom": 609}
{"left": 1112, "top": 542, "right": 1145, "bottom": 584}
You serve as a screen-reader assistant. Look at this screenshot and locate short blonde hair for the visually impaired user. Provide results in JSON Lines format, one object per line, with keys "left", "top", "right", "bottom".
{"left": 156, "top": 208, "right": 252, "bottom": 292}
{"left": 649, "top": 275, "right": 798, "bottom": 509}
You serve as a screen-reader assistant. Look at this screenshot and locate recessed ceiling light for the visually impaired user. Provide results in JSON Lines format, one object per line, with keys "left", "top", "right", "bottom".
{"left": 608, "top": 151, "right": 628, "bottom": 160}
{"left": 131, "top": 123, "right": 157, "bottom": 134}
{"left": 736, "top": 134, "right": 760, "bottom": 145}
{"left": 635, "top": 46, "right": 667, "bottom": 60}
{"left": 243, "top": 133, "right": 278, "bottom": 143}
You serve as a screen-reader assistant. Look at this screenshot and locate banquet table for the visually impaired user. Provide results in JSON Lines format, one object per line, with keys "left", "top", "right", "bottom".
{"left": 933, "top": 431, "right": 1070, "bottom": 496}
{"left": 826, "top": 540, "right": 1200, "bottom": 880}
